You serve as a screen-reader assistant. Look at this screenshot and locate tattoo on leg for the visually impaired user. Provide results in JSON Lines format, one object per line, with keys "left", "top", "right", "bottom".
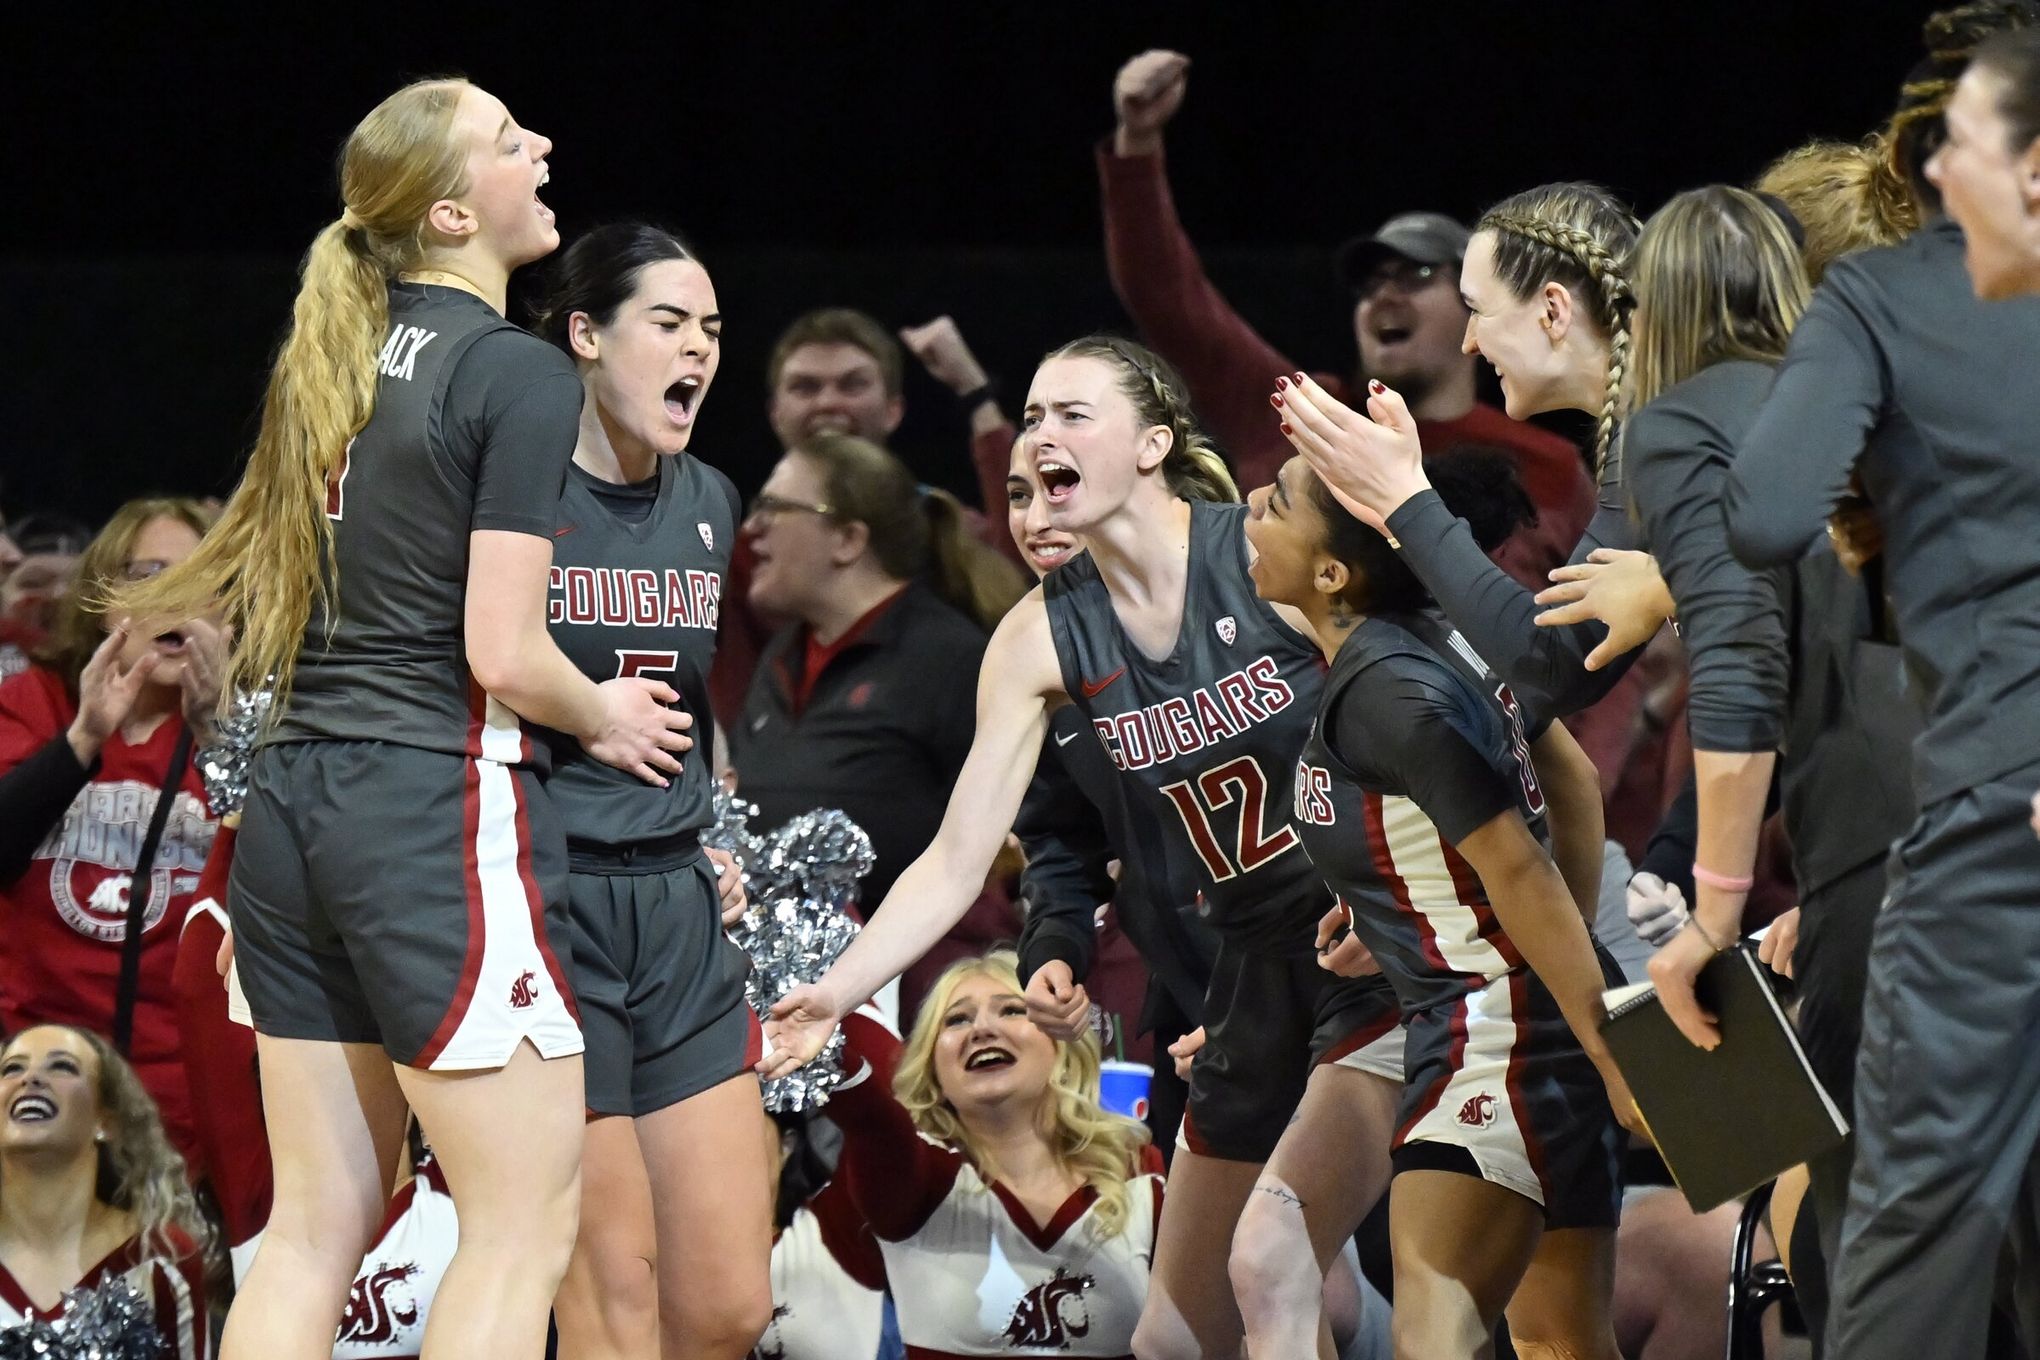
{"left": 1255, "top": 1184, "right": 1307, "bottom": 1210}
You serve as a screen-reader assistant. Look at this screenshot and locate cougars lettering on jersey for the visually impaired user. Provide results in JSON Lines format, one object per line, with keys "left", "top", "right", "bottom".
{"left": 1088, "top": 655, "right": 1295, "bottom": 772}
{"left": 547, "top": 565, "right": 722, "bottom": 632}
{"left": 1042, "top": 502, "right": 1331, "bottom": 949}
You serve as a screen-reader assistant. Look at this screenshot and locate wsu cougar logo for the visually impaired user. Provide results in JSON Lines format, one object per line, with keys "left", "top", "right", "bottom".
{"left": 1003, "top": 1267, "right": 1096, "bottom": 1349}
{"left": 508, "top": 971, "right": 538, "bottom": 1009}
{"left": 336, "top": 1263, "right": 421, "bottom": 1343}
{"left": 1457, "top": 1092, "right": 1498, "bottom": 1130}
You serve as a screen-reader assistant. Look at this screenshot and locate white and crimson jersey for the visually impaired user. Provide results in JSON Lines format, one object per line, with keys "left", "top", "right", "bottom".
{"left": 750, "top": 1190, "right": 887, "bottom": 1360}
{"left": 0, "top": 1234, "right": 208, "bottom": 1360}
{"left": 225, "top": 1156, "right": 456, "bottom": 1359}
{"left": 831, "top": 1014, "right": 1163, "bottom": 1359}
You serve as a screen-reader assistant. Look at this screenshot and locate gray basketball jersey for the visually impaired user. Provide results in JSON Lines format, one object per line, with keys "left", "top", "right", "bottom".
{"left": 1041, "top": 501, "right": 1329, "bottom": 953}
{"left": 540, "top": 456, "right": 737, "bottom": 849}
{"left": 274, "top": 283, "right": 582, "bottom": 766}
{"left": 1294, "top": 608, "right": 1550, "bottom": 1013}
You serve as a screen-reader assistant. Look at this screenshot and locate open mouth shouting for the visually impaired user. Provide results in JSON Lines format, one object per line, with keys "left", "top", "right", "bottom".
{"left": 534, "top": 166, "right": 554, "bottom": 225}
{"left": 665, "top": 373, "right": 705, "bottom": 427}
{"left": 1037, "top": 459, "right": 1082, "bottom": 507}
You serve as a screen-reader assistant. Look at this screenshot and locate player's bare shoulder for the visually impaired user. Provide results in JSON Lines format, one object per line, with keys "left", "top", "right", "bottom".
{"left": 984, "top": 584, "right": 1066, "bottom": 703}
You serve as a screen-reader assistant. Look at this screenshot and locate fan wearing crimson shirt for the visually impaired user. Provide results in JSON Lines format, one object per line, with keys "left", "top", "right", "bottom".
{"left": 1098, "top": 49, "right": 1596, "bottom": 589}
{"left": 0, "top": 497, "right": 222, "bottom": 1162}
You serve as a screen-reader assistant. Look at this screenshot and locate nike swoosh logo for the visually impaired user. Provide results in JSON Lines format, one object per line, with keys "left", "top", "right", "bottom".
{"left": 1079, "top": 666, "right": 1126, "bottom": 698}
{"left": 1056, "top": 729, "right": 1080, "bottom": 746}
{"left": 554, "top": 524, "right": 577, "bottom": 537}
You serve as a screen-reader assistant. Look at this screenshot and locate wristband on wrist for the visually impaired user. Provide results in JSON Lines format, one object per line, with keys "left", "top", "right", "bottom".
{"left": 957, "top": 377, "right": 998, "bottom": 412}
{"left": 1691, "top": 862, "right": 1754, "bottom": 893}
{"left": 1685, "top": 915, "right": 1732, "bottom": 953}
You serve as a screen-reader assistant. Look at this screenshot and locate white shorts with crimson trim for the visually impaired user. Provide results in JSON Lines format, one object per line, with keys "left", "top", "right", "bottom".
{"left": 1391, "top": 966, "right": 1621, "bottom": 1228}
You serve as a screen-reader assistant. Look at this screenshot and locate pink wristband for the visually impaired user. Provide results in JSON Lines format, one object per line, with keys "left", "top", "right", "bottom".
{"left": 1691, "top": 862, "right": 1755, "bottom": 893}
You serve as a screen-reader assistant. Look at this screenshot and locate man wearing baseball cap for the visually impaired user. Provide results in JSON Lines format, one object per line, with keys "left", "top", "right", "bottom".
{"left": 1097, "top": 51, "right": 1594, "bottom": 583}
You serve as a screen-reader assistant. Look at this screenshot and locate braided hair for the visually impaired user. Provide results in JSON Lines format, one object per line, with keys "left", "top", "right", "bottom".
{"left": 1876, "top": 1, "right": 2039, "bottom": 219}
{"left": 1477, "top": 184, "right": 1640, "bottom": 483}
{"left": 1043, "top": 335, "right": 1239, "bottom": 504}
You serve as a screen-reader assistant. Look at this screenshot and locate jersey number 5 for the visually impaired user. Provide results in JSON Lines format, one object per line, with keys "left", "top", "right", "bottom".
{"left": 615, "top": 650, "right": 680, "bottom": 688}
{"left": 1161, "top": 755, "right": 1300, "bottom": 883}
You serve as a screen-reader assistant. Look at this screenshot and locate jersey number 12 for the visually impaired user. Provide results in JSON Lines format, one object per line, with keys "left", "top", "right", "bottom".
{"left": 1160, "top": 755, "right": 1300, "bottom": 882}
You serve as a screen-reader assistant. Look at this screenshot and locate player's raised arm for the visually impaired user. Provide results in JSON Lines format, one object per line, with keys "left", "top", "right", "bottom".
{"left": 761, "top": 593, "right": 1061, "bottom": 1076}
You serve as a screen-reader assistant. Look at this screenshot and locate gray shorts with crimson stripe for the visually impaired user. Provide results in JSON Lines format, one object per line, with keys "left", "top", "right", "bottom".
{"left": 231, "top": 740, "right": 582, "bottom": 1069}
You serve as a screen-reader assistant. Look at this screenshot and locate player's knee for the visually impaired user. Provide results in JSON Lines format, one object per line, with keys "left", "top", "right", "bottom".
{"left": 1390, "top": 1293, "right": 1488, "bottom": 1360}
{"left": 1226, "top": 1192, "right": 1313, "bottom": 1321}
{"left": 1129, "top": 1308, "right": 1199, "bottom": 1360}
{"left": 663, "top": 1280, "right": 774, "bottom": 1355}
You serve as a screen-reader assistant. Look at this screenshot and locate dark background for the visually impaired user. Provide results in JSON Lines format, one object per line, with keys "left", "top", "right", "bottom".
{"left": 3, "top": 2, "right": 1934, "bottom": 525}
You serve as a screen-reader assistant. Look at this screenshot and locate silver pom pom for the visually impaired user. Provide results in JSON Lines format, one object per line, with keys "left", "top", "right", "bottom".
{"left": 195, "top": 684, "right": 273, "bottom": 818}
{"left": 0, "top": 1278, "right": 164, "bottom": 1359}
{"left": 723, "top": 805, "right": 875, "bottom": 1113}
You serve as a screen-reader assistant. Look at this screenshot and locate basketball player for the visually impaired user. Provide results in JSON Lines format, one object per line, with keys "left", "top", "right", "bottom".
{"left": 117, "top": 80, "right": 689, "bottom": 1360}
{"left": 1249, "top": 450, "right": 1636, "bottom": 1359}
{"left": 766, "top": 336, "right": 1403, "bottom": 1359}
{"left": 530, "top": 223, "right": 773, "bottom": 1360}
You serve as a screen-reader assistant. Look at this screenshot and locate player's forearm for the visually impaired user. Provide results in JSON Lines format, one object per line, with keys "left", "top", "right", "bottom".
{"left": 820, "top": 831, "right": 1004, "bottom": 1011}
{"left": 474, "top": 636, "right": 605, "bottom": 742}
{"left": 1488, "top": 861, "right": 1615, "bottom": 1061}
{"left": 1532, "top": 727, "right": 1606, "bottom": 924}
{"left": 1691, "top": 748, "right": 1774, "bottom": 943}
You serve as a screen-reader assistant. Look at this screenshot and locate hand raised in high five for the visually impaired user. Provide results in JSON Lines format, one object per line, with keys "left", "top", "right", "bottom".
{"left": 1271, "top": 374, "right": 1429, "bottom": 531}
{"left": 1113, "top": 50, "right": 1191, "bottom": 157}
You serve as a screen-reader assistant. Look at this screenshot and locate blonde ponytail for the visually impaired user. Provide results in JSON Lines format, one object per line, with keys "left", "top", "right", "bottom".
{"left": 1043, "top": 335, "right": 1239, "bottom": 504}
{"left": 115, "top": 78, "right": 472, "bottom": 712}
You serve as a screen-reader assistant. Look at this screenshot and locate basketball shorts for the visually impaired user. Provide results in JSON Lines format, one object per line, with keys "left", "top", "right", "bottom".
{"left": 231, "top": 741, "right": 581, "bottom": 1069}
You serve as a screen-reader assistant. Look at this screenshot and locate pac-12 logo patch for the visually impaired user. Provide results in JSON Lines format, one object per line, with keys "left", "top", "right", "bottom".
{"left": 698, "top": 522, "right": 715, "bottom": 551}
{"left": 1215, "top": 615, "right": 1237, "bottom": 645}
{"left": 1457, "top": 1092, "right": 1498, "bottom": 1129}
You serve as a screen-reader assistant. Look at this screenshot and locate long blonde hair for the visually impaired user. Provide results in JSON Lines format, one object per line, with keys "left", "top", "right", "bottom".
{"left": 115, "top": 77, "right": 475, "bottom": 713}
{"left": 1044, "top": 336, "right": 1239, "bottom": 505}
{"left": 0, "top": 1026, "right": 211, "bottom": 1269}
{"left": 793, "top": 433, "right": 1029, "bottom": 631}
{"left": 893, "top": 951, "right": 1151, "bottom": 1239}
{"left": 36, "top": 498, "right": 214, "bottom": 694}
{"left": 1627, "top": 187, "right": 1810, "bottom": 413}
{"left": 1477, "top": 184, "right": 1640, "bottom": 480}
